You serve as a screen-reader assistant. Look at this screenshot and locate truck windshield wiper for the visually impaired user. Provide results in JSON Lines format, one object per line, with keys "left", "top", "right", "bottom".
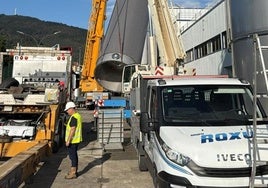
{"left": 197, "top": 119, "right": 250, "bottom": 126}
{"left": 223, "top": 118, "right": 251, "bottom": 125}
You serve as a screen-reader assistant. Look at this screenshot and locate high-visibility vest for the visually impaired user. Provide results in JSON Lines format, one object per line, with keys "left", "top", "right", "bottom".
{"left": 65, "top": 112, "right": 82, "bottom": 143}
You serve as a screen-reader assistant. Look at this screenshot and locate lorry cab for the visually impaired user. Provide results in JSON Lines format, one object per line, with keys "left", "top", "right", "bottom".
{"left": 138, "top": 76, "right": 268, "bottom": 187}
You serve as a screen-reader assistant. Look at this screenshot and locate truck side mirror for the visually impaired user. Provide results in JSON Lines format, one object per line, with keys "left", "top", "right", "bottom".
{"left": 140, "top": 112, "right": 152, "bottom": 133}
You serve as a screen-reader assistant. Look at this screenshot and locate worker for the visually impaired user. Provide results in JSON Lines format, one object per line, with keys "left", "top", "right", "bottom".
{"left": 64, "top": 101, "right": 83, "bottom": 179}
{"left": 58, "top": 81, "right": 65, "bottom": 90}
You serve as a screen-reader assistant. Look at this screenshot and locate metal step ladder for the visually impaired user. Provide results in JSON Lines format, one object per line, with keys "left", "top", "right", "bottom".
{"left": 250, "top": 33, "right": 268, "bottom": 188}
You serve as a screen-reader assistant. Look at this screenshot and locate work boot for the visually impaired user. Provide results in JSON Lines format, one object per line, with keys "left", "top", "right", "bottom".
{"left": 65, "top": 167, "right": 77, "bottom": 179}
{"left": 66, "top": 168, "right": 71, "bottom": 176}
{"left": 66, "top": 167, "right": 79, "bottom": 176}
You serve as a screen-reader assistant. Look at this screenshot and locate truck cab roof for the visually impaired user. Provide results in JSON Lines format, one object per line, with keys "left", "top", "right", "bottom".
{"left": 145, "top": 76, "right": 250, "bottom": 87}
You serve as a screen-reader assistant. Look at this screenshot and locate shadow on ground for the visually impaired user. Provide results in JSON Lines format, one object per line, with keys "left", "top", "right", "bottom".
{"left": 22, "top": 117, "right": 98, "bottom": 188}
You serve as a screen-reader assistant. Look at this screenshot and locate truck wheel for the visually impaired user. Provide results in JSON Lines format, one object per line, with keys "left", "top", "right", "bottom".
{"left": 157, "top": 178, "right": 170, "bottom": 188}
{"left": 57, "top": 118, "right": 65, "bottom": 147}
{"left": 137, "top": 140, "right": 148, "bottom": 171}
{"left": 152, "top": 165, "right": 170, "bottom": 188}
{"left": 88, "top": 103, "right": 95, "bottom": 110}
{"left": 52, "top": 140, "right": 59, "bottom": 153}
{"left": 138, "top": 154, "right": 148, "bottom": 171}
{"left": 137, "top": 142, "right": 148, "bottom": 171}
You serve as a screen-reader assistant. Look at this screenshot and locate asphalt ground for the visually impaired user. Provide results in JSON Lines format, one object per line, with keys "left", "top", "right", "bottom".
{"left": 20, "top": 109, "right": 154, "bottom": 188}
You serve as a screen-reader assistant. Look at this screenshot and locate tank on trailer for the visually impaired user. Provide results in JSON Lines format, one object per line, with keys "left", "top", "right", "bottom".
{"left": 94, "top": 0, "right": 149, "bottom": 93}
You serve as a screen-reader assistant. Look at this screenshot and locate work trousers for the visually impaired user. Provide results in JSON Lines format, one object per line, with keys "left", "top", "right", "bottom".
{"left": 67, "top": 143, "right": 79, "bottom": 167}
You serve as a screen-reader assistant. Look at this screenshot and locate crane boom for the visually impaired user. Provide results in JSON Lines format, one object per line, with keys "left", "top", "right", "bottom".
{"left": 148, "top": 0, "right": 185, "bottom": 67}
{"left": 80, "top": 0, "right": 107, "bottom": 93}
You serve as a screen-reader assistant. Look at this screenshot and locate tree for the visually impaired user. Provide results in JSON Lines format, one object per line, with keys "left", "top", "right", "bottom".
{"left": 0, "top": 35, "right": 7, "bottom": 51}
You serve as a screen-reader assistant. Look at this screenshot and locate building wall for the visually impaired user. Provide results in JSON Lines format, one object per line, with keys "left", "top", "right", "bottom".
{"left": 172, "top": 7, "right": 208, "bottom": 33}
{"left": 179, "top": 0, "right": 232, "bottom": 75}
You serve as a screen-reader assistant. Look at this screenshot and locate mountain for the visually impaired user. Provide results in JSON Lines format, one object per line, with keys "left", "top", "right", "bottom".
{"left": 0, "top": 14, "right": 87, "bottom": 63}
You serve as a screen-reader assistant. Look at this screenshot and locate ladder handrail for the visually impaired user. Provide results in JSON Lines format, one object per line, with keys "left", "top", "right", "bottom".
{"left": 250, "top": 33, "right": 268, "bottom": 187}
{"left": 255, "top": 34, "right": 268, "bottom": 93}
{"left": 249, "top": 34, "right": 257, "bottom": 188}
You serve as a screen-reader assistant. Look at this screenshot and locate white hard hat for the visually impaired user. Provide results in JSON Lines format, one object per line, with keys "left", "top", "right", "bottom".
{"left": 64, "top": 101, "right": 76, "bottom": 111}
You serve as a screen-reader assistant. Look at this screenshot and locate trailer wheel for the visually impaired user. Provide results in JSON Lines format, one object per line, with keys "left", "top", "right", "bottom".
{"left": 0, "top": 78, "right": 19, "bottom": 89}
{"left": 0, "top": 135, "right": 12, "bottom": 143}
{"left": 57, "top": 118, "right": 65, "bottom": 147}
{"left": 87, "top": 103, "right": 95, "bottom": 110}
{"left": 52, "top": 140, "right": 59, "bottom": 153}
{"left": 52, "top": 117, "right": 66, "bottom": 153}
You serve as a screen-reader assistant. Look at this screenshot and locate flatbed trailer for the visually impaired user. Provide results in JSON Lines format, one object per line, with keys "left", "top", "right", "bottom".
{"left": 0, "top": 142, "right": 48, "bottom": 188}
{"left": 0, "top": 45, "right": 73, "bottom": 186}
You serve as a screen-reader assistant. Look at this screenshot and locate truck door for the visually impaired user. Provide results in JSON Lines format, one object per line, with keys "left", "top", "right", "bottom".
{"left": 144, "top": 87, "right": 158, "bottom": 162}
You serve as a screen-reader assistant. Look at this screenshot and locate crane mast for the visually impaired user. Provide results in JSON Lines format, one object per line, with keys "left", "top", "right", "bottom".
{"left": 121, "top": 0, "right": 188, "bottom": 93}
{"left": 80, "top": 0, "right": 107, "bottom": 93}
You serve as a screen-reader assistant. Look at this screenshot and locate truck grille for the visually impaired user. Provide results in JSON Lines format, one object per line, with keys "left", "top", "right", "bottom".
{"left": 188, "top": 161, "right": 268, "bottom": 177}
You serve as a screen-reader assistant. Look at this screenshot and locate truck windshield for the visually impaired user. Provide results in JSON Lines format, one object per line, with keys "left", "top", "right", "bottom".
{"left": 161, "top": 85, "right": 263, "bottom": 125}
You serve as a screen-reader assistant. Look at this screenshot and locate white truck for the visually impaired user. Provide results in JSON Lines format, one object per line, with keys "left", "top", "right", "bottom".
{"left": 129, "top": 74, "right": 268, "bottom": 187}
{"left": 0, "top": 44, "right": 73, "bottom": 156}
{"left": 96, "top": 0, "right": 268, "bottom": 186}
{"left": 0, "top": 45, "right": 74, "bottom": 187}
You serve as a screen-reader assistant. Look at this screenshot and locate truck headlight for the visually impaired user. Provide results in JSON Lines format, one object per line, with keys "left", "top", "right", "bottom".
{"left": 162, "top": 143, "right": 191, "bottom": 166}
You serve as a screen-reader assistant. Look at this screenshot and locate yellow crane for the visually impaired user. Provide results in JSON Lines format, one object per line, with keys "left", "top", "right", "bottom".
{"left": 80, "top": 0, "right": 108, "bottom": 107}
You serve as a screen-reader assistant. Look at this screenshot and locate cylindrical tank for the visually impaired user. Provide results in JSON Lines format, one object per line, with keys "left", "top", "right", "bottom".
{"left": 229, "top": 0, "right": 268, "bottom": 111}
{"left": 95, "top": 0, "right": 149, "bottom": 93}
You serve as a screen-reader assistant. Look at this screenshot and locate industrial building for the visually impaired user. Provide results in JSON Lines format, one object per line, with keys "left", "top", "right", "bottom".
{"left": 175, "top": 0, "right": 232, "bottom": 76}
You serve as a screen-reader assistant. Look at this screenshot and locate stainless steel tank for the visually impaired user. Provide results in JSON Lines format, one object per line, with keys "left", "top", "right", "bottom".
{"left": 95, "top": 0, "right": 149, "bottom": 93}
{"left": 229, "top": 0, "right": 268, "bottom": 112}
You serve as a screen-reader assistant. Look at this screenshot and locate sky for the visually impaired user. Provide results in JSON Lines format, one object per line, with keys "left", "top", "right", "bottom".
{"left": 0, "top": 0, "right": 219, "bottom": 30}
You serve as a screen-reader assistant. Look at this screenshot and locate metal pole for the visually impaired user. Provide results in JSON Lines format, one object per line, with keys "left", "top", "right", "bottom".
{"left": 78, "top": 47, "right": 81, "bottom": 66}
{"left": 16, "top": 30, "right": 61, "bottom": 47}
{"left": 120, "top": 109, "right": 123, "bottom": 144}
{"left": 250, "top": 33, "right": 258, "bottom": 188}
{"left": 16, "top": 30, "right": 38, "bottom": 46}
{"left": 102, "top": 111, "right": 105, "bottom": 152}
{"left": 39, "top": 31, "right": 61, "bottom": 46}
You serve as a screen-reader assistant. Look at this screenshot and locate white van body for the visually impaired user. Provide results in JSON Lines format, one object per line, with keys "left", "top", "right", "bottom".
{"left": 131, "top": 76, "right": 268, "bottom": 187}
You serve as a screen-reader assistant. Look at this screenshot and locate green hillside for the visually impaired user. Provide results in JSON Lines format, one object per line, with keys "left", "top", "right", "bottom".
{"left": 0, "top": 14, "right": 87, "bottom": 63}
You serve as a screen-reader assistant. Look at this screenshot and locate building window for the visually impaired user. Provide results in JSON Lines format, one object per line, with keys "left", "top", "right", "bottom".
{"left": 185, "top": 49, "right": 193, "bottom": 62}
{"left": 212, "top": 34, "right": 221, "bottom": 52}
{"left": 222, "top": 31, "right": 227, "bottom": 49}
{"left": 184, "top": 33, "right": 226, "bottom": 63}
